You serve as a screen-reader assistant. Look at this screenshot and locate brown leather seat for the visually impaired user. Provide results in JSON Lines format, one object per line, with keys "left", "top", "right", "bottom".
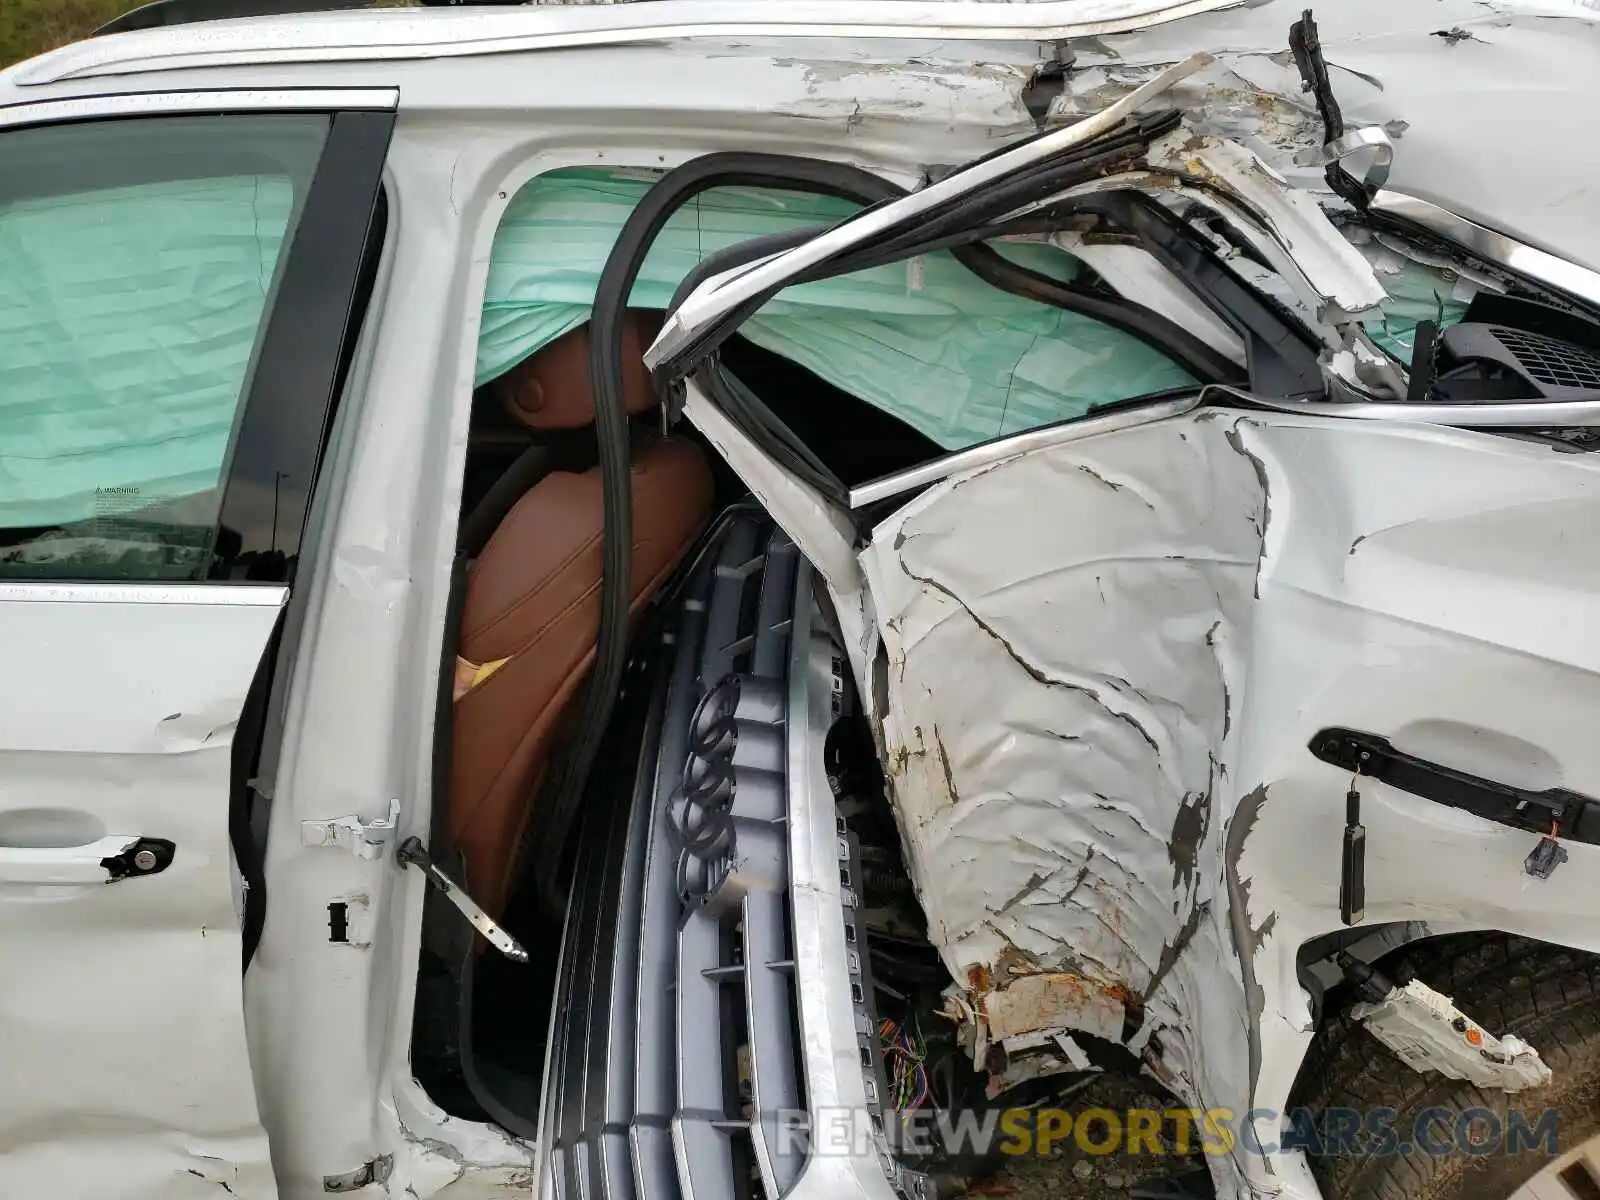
{"left": 449, "top": 314, "right": 713, "bottom": 919}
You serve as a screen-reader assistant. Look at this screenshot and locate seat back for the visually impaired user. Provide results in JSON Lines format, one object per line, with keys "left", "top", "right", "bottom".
{"left": 448, "top": 314, "right": 712, "bottom": 919}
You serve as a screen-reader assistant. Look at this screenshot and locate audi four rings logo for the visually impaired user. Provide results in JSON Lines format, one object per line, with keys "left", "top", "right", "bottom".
{"left": 672, "top": 676, "right": 745, "bottom": 904}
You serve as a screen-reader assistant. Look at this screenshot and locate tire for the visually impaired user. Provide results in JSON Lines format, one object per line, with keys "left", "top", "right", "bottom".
{"left": 1291, "top": 932, "right": 1600, "bottom": 1200}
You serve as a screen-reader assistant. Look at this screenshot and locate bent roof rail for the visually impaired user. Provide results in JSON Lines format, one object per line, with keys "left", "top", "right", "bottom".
{"left": 16, "top": 0, "right": 1238, "bottom": 86}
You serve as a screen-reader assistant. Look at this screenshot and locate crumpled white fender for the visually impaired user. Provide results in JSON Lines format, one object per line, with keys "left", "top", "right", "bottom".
{"left": 857, "top": 409, "right": 1600, "bottom": 1198}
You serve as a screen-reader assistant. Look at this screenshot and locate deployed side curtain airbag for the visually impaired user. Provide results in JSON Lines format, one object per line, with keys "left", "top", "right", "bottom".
{"left": 478, "top": 169, "right": 1196, "bottom": 451}
{"left": 0, "top": 176, "right": 295, "bottom": 529}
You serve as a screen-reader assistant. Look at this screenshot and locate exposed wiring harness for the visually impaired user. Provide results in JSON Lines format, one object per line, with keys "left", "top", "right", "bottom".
{"left": 881, "top": 1014, "right": 933, "bottom": 1114}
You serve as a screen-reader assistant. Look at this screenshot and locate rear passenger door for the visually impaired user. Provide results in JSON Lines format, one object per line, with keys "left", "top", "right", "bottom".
{"left": 0, "top": 93, "right": 392, "bottom": 1199}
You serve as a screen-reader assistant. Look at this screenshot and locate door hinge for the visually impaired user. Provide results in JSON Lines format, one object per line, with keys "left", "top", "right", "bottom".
{"left": 396, "top": 836, "right": 529, "bottom": 963}
{"left": 300, "top": 799, "right": 400, "bottom": 860}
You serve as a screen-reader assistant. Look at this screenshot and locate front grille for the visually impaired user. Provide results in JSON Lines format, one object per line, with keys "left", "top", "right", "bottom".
{"left": 540, "top": 514, "right": 809, "bottom": 1200}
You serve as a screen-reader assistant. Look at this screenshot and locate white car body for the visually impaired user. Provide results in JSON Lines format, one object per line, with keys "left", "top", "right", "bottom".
{"left": 3, "top": 2, "right": 1600, "bottom": 1198}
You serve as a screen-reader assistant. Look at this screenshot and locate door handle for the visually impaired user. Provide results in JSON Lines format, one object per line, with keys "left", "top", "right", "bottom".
{"left": 0, "top": 836, "right": 175, "bottom": 885}
{"left": 1310, "top": 728, "right": 1600, "bottom": 846}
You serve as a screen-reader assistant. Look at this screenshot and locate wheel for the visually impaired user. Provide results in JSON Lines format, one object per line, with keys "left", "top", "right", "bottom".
{"left": 1291, "top": 932, "right": 1600, "bottom": 1199}
{"left": 1510, "top": 1131, "right": 1600, "bottom": 1200}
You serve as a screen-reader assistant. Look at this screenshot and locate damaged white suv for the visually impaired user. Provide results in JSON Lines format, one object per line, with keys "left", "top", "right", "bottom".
{"left": 4, "top": 1, "right": 1600, "bottom": 1198}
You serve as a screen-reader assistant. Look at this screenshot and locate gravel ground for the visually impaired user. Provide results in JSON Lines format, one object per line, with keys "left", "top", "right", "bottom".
{"left": 958, "top": 1074, "right": 1212, "bottom": 1200}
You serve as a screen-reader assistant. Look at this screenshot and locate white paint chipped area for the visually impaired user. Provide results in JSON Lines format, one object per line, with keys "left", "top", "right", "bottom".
{"left": 860, "top": 411, "right": 1600, "bottom": 1197}
{"left": 1049, "top": 0, "right": 1600, "bottom": 272}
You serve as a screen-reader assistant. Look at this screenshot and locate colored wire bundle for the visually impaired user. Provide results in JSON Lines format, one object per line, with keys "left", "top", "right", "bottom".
{"left": 880, "top": 1015, "right": 932, "bottom": 1112}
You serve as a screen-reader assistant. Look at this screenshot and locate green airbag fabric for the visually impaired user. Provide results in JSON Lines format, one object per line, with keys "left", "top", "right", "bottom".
{"left": 2, "top": 162, "right": 1464, "bottom": 538}
{"left": 0, "top": 175, "right": 293, "bottom": 529}
{"left": 1354, "top": 236, "right": 1474, "bottom": 360}
{"left": 479, "top": 169, "right": 1196, "bottom": 450}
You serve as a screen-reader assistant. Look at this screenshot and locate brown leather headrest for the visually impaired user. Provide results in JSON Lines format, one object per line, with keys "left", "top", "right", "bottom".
{"left": 497, "top": 311, "right": 662, "bottom": 431}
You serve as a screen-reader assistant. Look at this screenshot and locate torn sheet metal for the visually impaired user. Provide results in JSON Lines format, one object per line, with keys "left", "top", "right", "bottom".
{"left": 767, "top": 54, "right": 1034, "bottom": 132}
{"left": 647, "top": 53, "right": 1216, "bottom": 372}
{"left": 858, "top": 409, "right": 1600, "bottom": 1198}
{"left": 1011, "top": 127, "right": 1387, "bottom": 333}
{"left": 1043, "top": 0, "right": 1600, "bottom": 273}
{"left": 982, "top": 1029, "right": 1102, "bottom": 1098}
{"left": 982, "top": 968, "right": 1129, "bottom": 1043}
{"left": 1141, "top": 130, "right": 1387, "bottom": 321}
{"left": 388, "top": 1082, "right": 535, "bottom": 1199}
{"left": 859, "top": 411, "right": 1262, "bottom": 1177}
{"left": 974, "top": 970, "right": 1129, "bottom": 1082}
{"left": 1343, "top": 225, "right": 1501, "bottom": 358}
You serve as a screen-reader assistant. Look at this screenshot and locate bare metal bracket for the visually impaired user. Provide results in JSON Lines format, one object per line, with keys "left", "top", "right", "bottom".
{"left": 300, "top": 798, "right": 400, "bottom": 861}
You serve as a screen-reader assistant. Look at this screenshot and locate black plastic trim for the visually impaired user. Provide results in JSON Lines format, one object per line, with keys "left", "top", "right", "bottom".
{"left": 1288, "top": 9, "right": 1370, "bottom": 211}
{"left": 1460, "top": 293, "right": 1600, "bottom": 362}
{"left": 212, "top": 110, "right": 394, "bottom": 581}
{"left": 1071, "top": 191, "right": 1325, "bottom": 397}
{"left": 456, "top": 445, "right": 555, "bottom": 560}
{"left": 232, "top": 610, "right": 286, "bottom": 969}
{"left": 430, "top": 555, "right": 470, "bottom": 849}
{"left": 1310, "top": 727, "right": 1600, "bottom": 845}
{"left": 696, "top": 363, "right": 850, "bottom": 505}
